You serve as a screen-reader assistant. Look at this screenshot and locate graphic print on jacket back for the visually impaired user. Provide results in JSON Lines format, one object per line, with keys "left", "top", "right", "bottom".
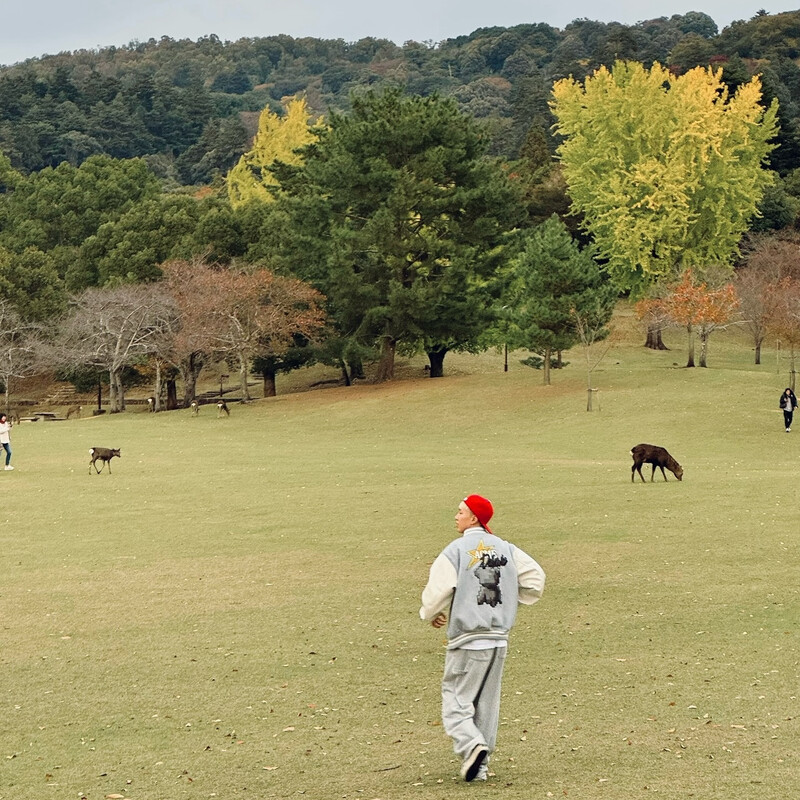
{"left": 474, "top": 552, "right": 508, "bottom": 606}
{"left": 441, "top": 532, "right": 521, "bottom": 648}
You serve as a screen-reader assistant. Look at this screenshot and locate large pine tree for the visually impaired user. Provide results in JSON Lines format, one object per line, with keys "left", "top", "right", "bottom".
{"left": 272, "top": 88, "right": 523, "bottom": 380}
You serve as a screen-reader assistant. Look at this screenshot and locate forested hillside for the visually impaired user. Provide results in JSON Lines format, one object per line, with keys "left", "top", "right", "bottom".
{"left": 2, "top": 10, "right": 800, "bottom": 182}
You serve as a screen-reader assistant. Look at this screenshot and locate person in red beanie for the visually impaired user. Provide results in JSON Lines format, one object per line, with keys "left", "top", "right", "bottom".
{"left": 420, "top": 494, "right": 545, "bottom": 782}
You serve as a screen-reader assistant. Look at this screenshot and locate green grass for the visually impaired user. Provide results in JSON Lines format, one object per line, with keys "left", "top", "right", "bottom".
{"left": 2, "top": 311, "right": 799, "bottom": 799}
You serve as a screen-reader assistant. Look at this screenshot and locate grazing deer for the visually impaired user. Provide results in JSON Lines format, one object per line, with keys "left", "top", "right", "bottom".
{"left": 66, "top": 405, "right": 82, "bottom": 419}
{"left": 190, "top": 400, "right": 199, "bottom": 416}
{"left": 631, "top": 443, "right": 683, "bottom": 483}
{"left": 146, "top": 397, "right": 156, "bottom": 412}
{"left": 89, "top": 447, "right": 121, "bottom": 474}
{"left": 217, "top": 400, "right": 230, "bottom": 417}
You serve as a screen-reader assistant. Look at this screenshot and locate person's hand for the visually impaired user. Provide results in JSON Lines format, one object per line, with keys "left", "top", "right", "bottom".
{"left": 431, "top": 612, "right": 447, "bottom": 629}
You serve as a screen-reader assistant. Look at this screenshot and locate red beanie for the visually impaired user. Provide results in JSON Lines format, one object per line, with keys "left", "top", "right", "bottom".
{"left": 464, "top": 494, "right": 493, "bottom": 533}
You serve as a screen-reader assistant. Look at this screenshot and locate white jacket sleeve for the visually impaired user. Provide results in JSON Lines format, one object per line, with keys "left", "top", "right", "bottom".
{"left": 514, "top": 548, "right": 545, "bottom": 605}
{"left": 419, "top": 552, "right": 457, "bottom": 620}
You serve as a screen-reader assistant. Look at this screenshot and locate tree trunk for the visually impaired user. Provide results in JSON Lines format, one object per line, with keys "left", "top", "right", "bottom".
{"left": 375, "top": 338, "right": 396, "bottom": 383}
{"left": 108, "top": 369, "right": 119, "bottom": 412}
{"left": 108, "top": 370, "right": 125, "bottom": 413}
{"left": 339, "top": 360, "right": 352, "bottom": 386}
{"left": 686, "top": 325, "right": 695, "bottom": 368}
{"left": 262, "top": 367, "right": 277, "bottom": 398}
{"left": 754, "top": 338, "right": 762, "bottom": 365}
{"left": 699, "top": 329, "right": 709, "bottom": 368}
{"left": 543, "top": 346, "right": 552, "bottom": 386}
{"left": 645, "top": 325, "right": 668, "bottom": 350}
{"left": 585, "top": 347, "right": 593, "bottom": 411}
{"left": 426, "top": 346, "right": 448, "bottom": 378}
{"left": 166, "top": 379, "right": 178, "bottom": 410}
{"left": 181, "top": 352, "right": 204, "bottom": 407}
{"left": 238, "top": 353, "right": 251, "bottom": 402}
{"left": 96, "top": 381, "right": 103, "bottom": 412}
{"left": 153, "top": 359, "right": 163, "bottom": 412}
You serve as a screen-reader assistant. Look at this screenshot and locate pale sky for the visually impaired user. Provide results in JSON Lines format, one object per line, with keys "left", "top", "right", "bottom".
{"left": 2, "top": 0, "right": 798, "bottom": 67}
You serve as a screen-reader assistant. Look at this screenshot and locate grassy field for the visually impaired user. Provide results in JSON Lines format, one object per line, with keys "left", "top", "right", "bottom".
{"left": 1, "top": 308, "right": 799, "bottom": 800}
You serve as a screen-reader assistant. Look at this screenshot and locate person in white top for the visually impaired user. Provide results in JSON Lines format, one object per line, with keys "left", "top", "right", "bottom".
{"left": 0, "top": 412, "right": 13, "bottom": 470}
{"left": 420, "top": 494, "right": 545, "bottom": 782}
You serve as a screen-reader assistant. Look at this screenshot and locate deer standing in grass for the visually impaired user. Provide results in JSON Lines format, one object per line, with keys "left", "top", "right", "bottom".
{"left": 89, "top": 447, "right": 121, "bottom": 474}
{"left": 631, "top": 444, "right": 683, "bottom": 482}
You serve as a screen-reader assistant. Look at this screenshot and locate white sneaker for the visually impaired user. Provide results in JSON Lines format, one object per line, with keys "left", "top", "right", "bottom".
{"left": 4, "top": 465, "right": 13, "bottom": 470}
{"left": 461, "top": 745, "right": 488, "bottom": 782}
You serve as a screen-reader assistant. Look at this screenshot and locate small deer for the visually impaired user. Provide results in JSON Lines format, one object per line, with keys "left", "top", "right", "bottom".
{"left": 631, "top": 443, "right": 683, "bottom": 483}
{"left": 217, "top": 400, "right": 230, "bottom": 417}
{"left": 89, "top": 447, "right": 121, "bottom": 474}
{"left": 146, "top": 397, "right": 156, "bottom": 412}
{"left": 190, "top": 400, "right": 199, "bottom": 416}
{"left": 66, "top": 405, "right": 82, "bottom": 419}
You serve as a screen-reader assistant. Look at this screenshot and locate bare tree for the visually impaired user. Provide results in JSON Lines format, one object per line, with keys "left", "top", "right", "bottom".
{"left": 58, "top": 284, "right": 176, "bottom": 412}
{"left": 768, "top": 276, "right": 800, "bottom": 391}
{"left": 209, "top": 268, "right": 326, "bottom": 402}
{"left": 571, "top": 303, "right": 613, "bottom": 412}
{"left": 160, "top": 259, "right": 223, "bottom": 407}
{"left": 737, "top": 235, "right": 800, "bottom": 364}
{"left": 0, "top": 299, "right": 46, "bottom": 413}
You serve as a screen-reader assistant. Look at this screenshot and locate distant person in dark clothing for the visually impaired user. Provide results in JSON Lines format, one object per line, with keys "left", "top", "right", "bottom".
{"left": 780, "top": 387, "right": 797, "bottom": 432}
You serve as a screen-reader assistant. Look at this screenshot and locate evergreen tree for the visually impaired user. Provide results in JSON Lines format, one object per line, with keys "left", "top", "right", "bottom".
{"left": 0, "top": 246, "right": 65, "bottom": 322}
{"left": 504, "top": 216, "right": 616, "bottom": 385}
{"left": 272, "top": 88, "right": 523, "bottom": 380}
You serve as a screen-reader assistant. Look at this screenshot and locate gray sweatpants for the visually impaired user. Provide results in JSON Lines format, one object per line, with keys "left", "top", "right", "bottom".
{"left": 441, "top": 645, "right": 507, "bottom": 761}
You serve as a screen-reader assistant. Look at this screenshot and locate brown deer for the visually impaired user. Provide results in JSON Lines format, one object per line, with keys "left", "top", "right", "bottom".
{"left": 631, "top": 444, "right": 683, "bottom": 483}
{"left": 217, "top": 400, "right": 230, "bottom": 417}
{"left": 89, "top": 447, "right": 121, "bottom": 474}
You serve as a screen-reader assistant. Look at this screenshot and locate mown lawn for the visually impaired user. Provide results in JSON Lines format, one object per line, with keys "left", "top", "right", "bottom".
{"left": 1, "top": 313, "right": 798, "bottom": 799}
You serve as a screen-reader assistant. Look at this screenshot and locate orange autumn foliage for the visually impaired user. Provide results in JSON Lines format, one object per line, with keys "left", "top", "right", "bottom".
{"left": 660, "top": 269, "right": 739, "bottom": 329}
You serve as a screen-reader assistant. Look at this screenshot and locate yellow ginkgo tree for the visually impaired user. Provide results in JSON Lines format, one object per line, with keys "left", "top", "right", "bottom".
{"left": 551, "top": 61, "right": 779, "bottom": 294}
{"left": 226, "top": 97, "right": 321, "bottom": 208}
